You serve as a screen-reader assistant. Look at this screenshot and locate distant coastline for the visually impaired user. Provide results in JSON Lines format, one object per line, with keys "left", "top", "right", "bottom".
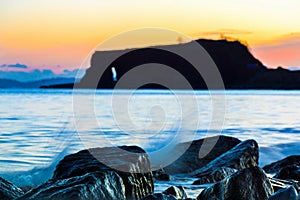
{"left": 0, "top": 78, "right": 76, "bottom": 89}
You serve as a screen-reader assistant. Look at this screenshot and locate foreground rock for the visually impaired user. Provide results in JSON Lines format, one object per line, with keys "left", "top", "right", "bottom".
{"left": 164, "top": 135, "right": 241, "bottom": 174}
{"left": 0, "top": 177, "right": 24, "bottom": 200}
{"left": 141, "top": 193, "right": 177, "bottom": 200}
{"left": 152, "top": 169, "right": 170, "bottom": 181}
{"left": 192, "top": 139, "right": 258, "bottom": 184}
{"left": 192, "top": 167, "right": 237, "bottom": 185}
{"left": 268, "top": 186, "right": 298, "bottom": 200}
{"left": 197, "top": 167, "right": 273, "bottom": 200}
{"left": 18, "top": 171, "right": 126, "bottom": 200}
{"left": 19, "top": 146, "right": 153, "bottom": 200}
{"left": 54, "top": 145, "right": 153, "bottom": 200}
{"left": 163, "top": 186, "right": 187, "bottom": 200}
{"left": 269, "top": 177, "right": 299, "bottom": 192}
{"left": 274, "top": 165, "right": 300, "bottom": 181}
{"left": 263, "top": 155, "right": 300, "bottom": 174}
{"left": 139, "top": 183, "right": 188, "bottom": 199}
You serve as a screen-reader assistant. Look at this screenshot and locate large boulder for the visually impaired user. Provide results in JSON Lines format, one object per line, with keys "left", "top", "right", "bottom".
{"left": 274, "top": 165, "right": 300, "bottom": 181}
{"left": 263, "top": 155, "right": 300, "bottom": 174}
{"left": 163, "top": 135, "right": 241, "bottom": 174}
{"left": 268, "top": 186, "right": 298, "bottom": 200}
{"left": 52, "top": 145, "right": 153, "bottom": 200}
{"left": 18, "top": 171, "right": 126, "bottom": 200}
{"left": 191, "top": 139, "right": 258, "bottom": 180}
{"left": 163, "top": 186, "right": 187, "bottom": 200}
{"left": 192, "top": 167, "right": 237, "bottom": 185}
{"left": 0, "top": 177, "right": 24, "bottom": 200}
{"left": 197, "top": 167, "right": 274, "bottom": 200}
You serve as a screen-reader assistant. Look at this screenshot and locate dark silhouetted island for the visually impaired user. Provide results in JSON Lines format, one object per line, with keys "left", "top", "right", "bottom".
{"left": 42, "top": 39, "right": 300, "bottom": 89}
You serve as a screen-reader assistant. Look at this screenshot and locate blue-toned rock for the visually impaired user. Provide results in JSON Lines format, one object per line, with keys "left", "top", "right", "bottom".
{"left": 274, "top": 165, "right": 300, "bottom": 181}
{"left": 164, "top": 135, "right": 241, "bottom": 174}
{"left": 0, "top": 177, "right": 24, "bottom": 200}
{"left": 18, "top": 171, "right": 126, "bottom": 200}
{"left": 163, "top": 186, "right": 187, "bottom": 200}
{"left": 268, "top": 186, "right": 298, "bottom": 200}
{"left": 141, "top": 193, "right": 177, "bottom": 200}
{"left": 191, "top": 139, "right": 258, "bottom": 184}
{"left": 263, "top": 156, "right": 300, "bottom": 174}
{"left": 197, "top": 167, "right": 273, "bottom": 200}
{"left": 192, "top": 167, "right": 237, "bottom": 185}
{"left": 52, "top": 145, "right": 153, "bottom": 200}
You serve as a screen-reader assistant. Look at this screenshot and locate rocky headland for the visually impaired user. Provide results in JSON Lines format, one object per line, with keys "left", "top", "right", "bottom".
{"left": 42, "top": 39, "right": 300, "bottom": 90}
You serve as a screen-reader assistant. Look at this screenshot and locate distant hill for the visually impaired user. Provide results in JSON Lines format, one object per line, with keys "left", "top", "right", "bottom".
{"left": 0, "top": 78, "right": 76, "bottom": 88}
{"left": 0, "top": 79, "right": 24, "bottom": 88}
{"left": 44, "top": 39, "right": 300, "bottom": 89}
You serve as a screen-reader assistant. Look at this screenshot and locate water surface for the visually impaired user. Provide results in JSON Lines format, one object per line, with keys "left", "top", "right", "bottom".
{"left": 0, "top": 89, "right": 299, "bottom": 192}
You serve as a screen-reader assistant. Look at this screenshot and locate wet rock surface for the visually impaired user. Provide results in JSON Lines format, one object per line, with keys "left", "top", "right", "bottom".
{"left": 163, "top": 186, "right": 187, "bottom": 200}
{"left": 18, "top": 171, "right": 126, "bottom": 200}
{"left": 16, "top": 145, "right": 153, "bottom": 200}
{"left": 163, "top": 135, "right": 241, "bottom": 174}
{"left": 153, "top": 169, "right": 170, "bottom": 181}
{"left": 197, "top": 167, "right": 274, "bottom": 200}
{"left": 263, "top": 155, "right": 300, "bottom": 174}
{"left": 0, "top": 177, "right": 24, "bottom": 200}
{"left": 268, "top": 186, "right": 298, "bottom": 200}
{"left": 141, "top": 193, "right": 178, "bottom": 200}
{"left": 274, "top": 165, "right": 300, "bottom": 181}
{"left": 52, "top": 145, "right": 154, "bottom": 200}
{"left": 269, "top": 177, "right": 299, "bottom": 192}
{"left": 191, "top": 139, "right": 258, "bottom": 186}
{"left": 192, "top": 167, "right": 237, "bottom": 185}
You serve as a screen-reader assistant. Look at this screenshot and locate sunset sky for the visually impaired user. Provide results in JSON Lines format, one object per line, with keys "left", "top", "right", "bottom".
{"left": 1, "top": 0, "right": 300, "bottom": 77}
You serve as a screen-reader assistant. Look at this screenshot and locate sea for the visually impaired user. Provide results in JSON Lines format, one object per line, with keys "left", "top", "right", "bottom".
{"left": 1, "top": 89, "right": 300, "bottom": 197}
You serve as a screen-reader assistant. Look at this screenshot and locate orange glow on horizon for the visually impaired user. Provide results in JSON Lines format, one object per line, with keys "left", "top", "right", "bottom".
{"left": 1, "top": 0, "right": 300, "bottom": 71}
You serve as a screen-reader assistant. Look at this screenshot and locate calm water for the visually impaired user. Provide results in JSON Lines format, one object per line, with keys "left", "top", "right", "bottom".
{"left": 1, "top": 89, "right": 300, "bottom": 193}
